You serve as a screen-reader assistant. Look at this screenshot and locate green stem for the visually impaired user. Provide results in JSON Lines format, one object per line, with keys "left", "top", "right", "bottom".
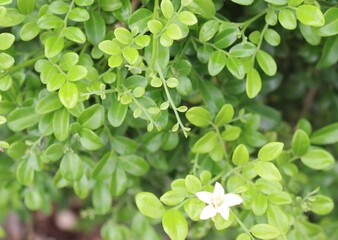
{"left": 150, "top": 0, "right": 159, "bottom": 69}
{"left": 157, "top": 66, "right": 188, "bottom": 137}
{"left": 117, "top": 67, "right": 122, "bottom": 100}
{"left": 0, "top": 55, "right": 45, "bottom": 80}
{"left": 232, "top": 211, "right": 255, "bottom": 240}
{"left": 210, "top": 122, "right": 228, "bottom": 160}
{"left": 252, "top": 22, "right": 269, "bottom": 62}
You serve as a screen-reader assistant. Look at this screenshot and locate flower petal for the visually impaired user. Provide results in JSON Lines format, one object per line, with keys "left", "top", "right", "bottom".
{"left": 223, "top": 193, "right": 243, "bottom": 206}
{"left": 213, "top": 182, "right": 225, "bottom": 196}
{"left": 219, "top": 205, "right": 230, "bottom": 220}
{"left": 196, "top": 191, "right": 213, "bottom": 204}
{"left": 200, "top": 205, "right": 217, "bottom": 220}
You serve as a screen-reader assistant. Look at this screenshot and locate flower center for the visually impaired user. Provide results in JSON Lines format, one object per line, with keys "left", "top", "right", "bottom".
{"left": 212, "top": 195, "right": 224, "bottom": 208}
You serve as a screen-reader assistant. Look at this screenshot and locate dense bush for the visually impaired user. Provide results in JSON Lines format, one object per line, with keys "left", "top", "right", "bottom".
{"left": 0, "top": 0, "right": 337, "bottom": 239}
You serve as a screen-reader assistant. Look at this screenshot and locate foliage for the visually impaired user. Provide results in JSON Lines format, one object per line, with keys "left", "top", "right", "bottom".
{"left": 0, "top": 0, "right": 338, "bottom": 239}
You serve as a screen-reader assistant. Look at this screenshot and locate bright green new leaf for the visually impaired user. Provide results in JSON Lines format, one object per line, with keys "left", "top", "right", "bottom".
{"left": 268, "top": 191, "right": 292, "bottom": 205}
{"left": 0, "top": 33, "right": 15, "bottom": 50}
{"left": 135, "top": 35, "right": 151, "bottom": 47}
{"left": 178, "top": 11, "right": 198, "bottom": 25}
{"left": 300, "top": 149, "right": 334, "bottom": 170}
{"left": 184, "top": 198, "right": 205, "bottom": 221}
{"left": 160, "top": 191, "right": 185, "bottom": 206}
{"left": 185, "top": 106, "right": 211, "bottom": 127}
{"left": 45, "top": 36, "right": 64, "bottom": 58}
{"left": 0, "top": 8, "right": 25, "bottom": 27}
{"left": 310, "top": 122, "right": 338, "bottom": 145}
{"left": 246, "top": 68, "right": 262, "bottom": 98}
{"left": 161, "top": 0, "right": 174, "bottom": 19}
{"left": 68, "top": 7, "right": 90, "bottom": 22}
{"left": 232, "top": 144, "right": 249, "bottom": 165}
{"left": 296, "top": 5, "right": 325, "bottom": 27}
{"left": 58, "top": 82, "right": 78, "bottom": 109}
{"left": 267, "top": 205, "right": 289, "bottom": 233}
{"left": 64, "top": 27, "right": 86, "bottom": 43}
{"left": 128, "top": 8, "right": 152, "bottom": 32}
{"left": 225, "top": 56, "right": 245, "bottom": 79}
{"left": 213, "top": 27, "right": 238, "bottom": 49}
{"left": 215, "top": 104, "right": 234, "bottom": 126}
{"left": 221, "top": 125, "right": 241, "bottom": 141}
{"left": 114, "top": 27, "right": 132, "bottom": 45}
{"left": 187, "top": 0, "right": 215, "bottom": 19}
{"left": 192, "top": 131, "right": 217, "bottom": 153}
{"left": 278, "top": 9, "right": 297, "bottom": 30}
{"left": 20, "top": 22, "right": 40, "bottom": 41}
{"left": 199, "top": 20, "right": 218, "bottom": 42}
{"left": 230, "top": 0, "right": 254, "bottom": 5}
{"left": 252, "top": 193, "right": 268, "bottom": 216}
{"left": 0, "top": 53, "right": 15, "bottom": 69}
{"left": 162, "top": 209, "right": 188, "bottom": 240}
{"left": 166, "top": 24, "right": 183, "bottom": 40}
{"left": 135, "top": 192, "right": 165, "bottom": 219}
{"left": 258, "top": 142, "right": 284, "bottom": 161}
{"left": 311, "top": 195, "right": 334, "bottom": 215}
{"left": 208, "top": 50, "right": 227, "bottom": 76}
{"left": 122, "top": 47, "right": 139, "bottom": 65}
{"left": 185, "top": 175, "right": 202, "bottom": 194}
{"left": 16, "top": 160, "right": 35, "bottom": 185}
{"left": 67, "top": 65, "right": 88, "bottom": 81}
{"left": 292, "top": 129, "right": 310, "bottom": 156}
{"left": 254, "top": 161, "right": 282, "bottom": 181}
{"left": 59, "top": 52, "right": 79, "bottom": 71}
{"left": 35, "top": 92, "right": 63, "bottom": 114}
{"left": 256, "top": 50, "right": 277, "bottom": 76}
{"left": 17, "top": 0, "right": 35, "bottom": 14}
{"left": 7, "top": 107, "right": 41, "bottom": 132}
{"left": 37, "top": 14, "right": 64, "bottom": 29}
{"left": 147, "top": 20, "right": 163, "bottom": 34}
{"left": 78, "top": 104, "right": 105, "bottom": 130}
{"left": 264, "top": 28, "right": 281, "bottom": 46}
{"left": 251, "top": 224, "right": 281, "bottom": 239}
{"left": 108, "top": 55, "right": 123, "bottom": 68}
{"left": 60, "top": 152, "right": 84, "bottom": 181}
{"left": 264, "top": 0, "right": 287, "bottom": 5}
{"left": 53, "top": 108, "right": 69, "bottom": 141}
{"left": 79, "top": 128, "right": 103, "bottom": 150}
{"left": 75, "top": 0, "right": 94, "bottom": 6}
{"left": 229, "top": 43, "right": 256, "bottom": 58}
{"left": 108, "top": 97, "right": 128, "bottom": 127}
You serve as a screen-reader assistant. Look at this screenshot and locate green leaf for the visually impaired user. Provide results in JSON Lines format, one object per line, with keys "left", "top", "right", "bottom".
{"left": 110, "top": 168, "right": 128, "bottom": 197}
{"left": 252, "top": 193, "right": 268, "bottom": 216}
{"left": 99, "top": 40, "right": 121, "bottom": 55}
{"left": 135, "top": 35, "right": 151, "bottom": 48}
{"left": 317, "top": 8, "right": 338, "bottom": 37}
{"left": 20, "top": 22, "right": 40, "bottom": 41}
{"left": 147, "top": 19, "right": 163, "bottom": 34}
{"left": 0, "top": 33, "right": 14, "bottom": 50}
{"left": 68, "top": 7, "right": 90, "bottom": 22}
{"left": 64, "top": 27, "right": 86, "bottom": 43}
{"left": 7, "top": 107, "right": 40, "bottom": 132}
{"left": 60, "top": 152, "right": 83, "bottom": 181}
{"left": 229, "top": 42, "right": 256, "bottom": 58}
{"left": 199, "top": 20, "right": 218, "bottom": 42}
{"left": 221, "top": 125, "right": 241, "bottom": 141}
{"left": 215, "top": 104, "right": 234, "bottom": 126}
{"left": 119, "top": 155, "right": 149, "bottom": 176}
{"left": 251, "top": 224, "right": 280, "bottom": 239}
{"left": 74, "top": 175, "right": 90, "bottom": 199}
{"left": 44, "top": 143, "right": 64, "bottom": 163}
{"left": 208, "top": 50, "right": 227, "bottom": 76}
{"left": 16, "top": 160, "right": 34, "bottom": 185}
{"left": 232, "top": 144, "right": 249, "bottom": 165}
{"left": 187, "top": 0, "right": 216, "bottom": 19}
{"left": 246, "top": 68, "right": 262, "bottom": 98}
{"left": 184, "top": 198, "right": 205, "bottom": 221}
{"left": 24, "top": 188, "right": 42, "bottom": 211}
{"left": 37, "top": 14, "right": 64, "bottom": 29}
{"left": 17, "top": 0, "right": 35, "bottom": 14}
{"left": 278, "top": 9, "right": 297, "bottom": 30}
{"left": 185, "top": 107, "right": 211, "bottom": 127}
{"left": 135, "top": 192, "right": 165, "bottom": 219}
{"left": 0, "top": 8, "right": 25, "bottom": 27}
{"left": 267, "top": 205, "right": 289, "bottom": 233}
{"left": 230, "top": 0, "right": 254, "bottom": 5}
{"left": 296, "top": 5, "right": 325, "bottom": 27}
{"left": 300, "top": 24, "right": 321, "bottom": 46}
{"left": 92, "top": 181, "right": 112, "bottom": 214}
{"left": 114, "top": 27, "right": 132, "bottom": 45}
{"left": 268, "top": 191, "right": 292, "bottom": 205}
{"left": 258, "top": 142, "right": 284, "bottom": 161}
{"left": 213, "top": 27, "right": 238, "bottom": 49}
{"left": 256, "top": 50, "right": 277, "bottom": 76}
{"left": 0, "top": 0, "right": 12, "bottom": 5}
{"left": 300, "top": 149, "right": 334, "bottom": 170}
{"left": 311, "top": 195, "right": 334, "bottom": 215}
{"left": 79, "top": 128, "right": 103, "bottom": 150}
{"left": 58, "top": 82, "right": 78, "bottom": 109}
{"left": 0, "top": 53, "right": 14, "bottom": 69}
{"left": 35, "top": 92, "right": 63, "bottom": 114}
{"left": 161, "top": 0, "right": 174, "bottom": 19}
{"left": 78, "top": 104, "right": 104, "bottom": 130}
{"left": 311, "top": 123, "right": 338, "bottom": 145}
{"left": 76, "top": 0, "right": 95, "bottom": 7}
{"left": 166, "top": 23, "right": 183, "bottom": 40}
{"left": 49, "top": 1, "right": 69, "bottom": 15}
{"left": 185, "top": 175, "right": 202, "bottom": 194}
{"left": 225, "top": 56, "right": 245, "bottom": 79}
{"left": 316, "top": 37, "right": 338, "bottom": 69}
{"left": 108, "top": 96, "right": 128, "bottom": 127}
{"left": 178, "top": 11, "right": 197, "bottom": 25}
{"left": 162, "top": 209, "right": 188, "bottom": 240}
{"left": 192, "top": 131, "right": 217, "bottom": 153}
{"left": 122, "top": 47, "right": 139, "bottom": 64}
{"left": 59, "top": 52, "right": 79, "bottom": 71}
{"left": 264, "top": 0, "right": 287, "bottom": 5}
{"left": 160, "top": 191, "right": 185, "bottom": 206}
{"left": 67, "top": 65, "right": 88, "bottom": 81}
{"left": 108, "top": 55, "right": 123, "bottom": 68}
{"left": 264, "top": 28, "right": 281, "bottom": 46}
{"left": 53, "top": 108, "right": 69, "bottom": 141}
{"left": 292, "top": 129, "right": 310, "bottom": 156}
{"left": 45, "top": 36, "right": 64, "bottom": 58}
{"left": 84, "top": 11, "right": 106, "bottom": 45}
{"left": 254, "top": 161, "right": 282, "bottom": 181}
{"left": 128, "top": 8, "right": 152, "bottom": 32}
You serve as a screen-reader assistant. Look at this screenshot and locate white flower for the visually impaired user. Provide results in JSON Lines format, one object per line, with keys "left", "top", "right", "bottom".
{"left": 196, "top": 182, "right": 243, "bottom": 220}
